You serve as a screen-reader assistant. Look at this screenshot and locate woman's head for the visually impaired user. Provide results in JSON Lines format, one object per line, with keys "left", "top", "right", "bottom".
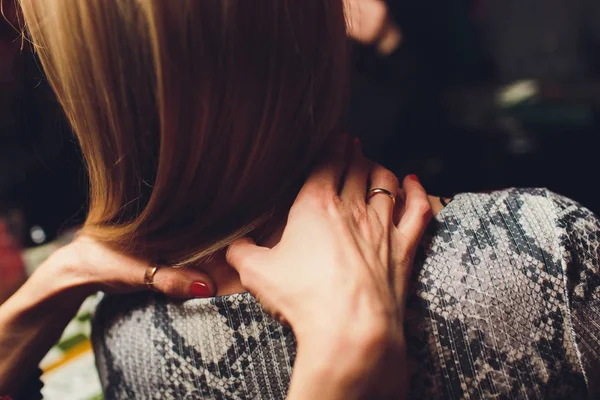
{"left": 18, "top": 0, "right": 349, "bottom": 265}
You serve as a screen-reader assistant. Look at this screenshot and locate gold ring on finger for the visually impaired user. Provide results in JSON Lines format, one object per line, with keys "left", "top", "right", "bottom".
{"left": 368, "top": 187, "right": 396, "bottom": 204}
{"left": 144, "top": 265, "right": 161, "bottom": 292}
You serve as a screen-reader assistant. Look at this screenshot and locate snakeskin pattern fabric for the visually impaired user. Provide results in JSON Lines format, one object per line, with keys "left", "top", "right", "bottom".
{"left": 93, "top": 188, "right": 600, "bottom": 399}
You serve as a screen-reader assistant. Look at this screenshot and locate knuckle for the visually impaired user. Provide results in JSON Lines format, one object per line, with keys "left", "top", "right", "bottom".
{"left": 298, "top": 187, "right": 338, "bottom": 212}
{"left": 224, "top": 245, "right": 237, "bottom": 264}
{"left": 374, "top": 165, "right": 400, "bottom": 188}
{"left": 322, "top": 193, "right": 342, "bottom": 216}
{"left": 226, "top": 237, "right": 259, "bottom": 269}
{"left": 225, "top": 244, "right": 245, "bottom": 268}
{"left": 159, "top": 275, "right": 179, "bottom": 296}
{"left": 320, "top": 190, "right": 339, "bottom": 208}
{"left": 383, "top": 170, "right": 400, "bottom": 189}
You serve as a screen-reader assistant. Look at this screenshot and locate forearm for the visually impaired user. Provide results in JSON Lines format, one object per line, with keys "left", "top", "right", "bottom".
{"left": 287, "top": 352, "right": 363, "bottom": 400}
{"left": 286, "top": 332, "right": 385, "bottom": 400}
{"left": 0, "top": 252, "right": 89, "bottom": 394}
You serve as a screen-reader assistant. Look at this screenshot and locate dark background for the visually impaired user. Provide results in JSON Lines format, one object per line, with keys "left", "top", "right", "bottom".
{"left": 1, "top": 0, "right": 600, "bottom": 246}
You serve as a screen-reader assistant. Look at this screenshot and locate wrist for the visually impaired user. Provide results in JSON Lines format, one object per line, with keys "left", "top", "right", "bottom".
{"left": 291, "top": 327, "right": 389, "bottom": 397}
{"left": 289, "top": 349, "right": 363, "bottom": 400}
{"left": 0, "top": 247, "right": 91, "bottom": 395}
{"left": 26, "top": 245, "right": 94, "bottom": 308}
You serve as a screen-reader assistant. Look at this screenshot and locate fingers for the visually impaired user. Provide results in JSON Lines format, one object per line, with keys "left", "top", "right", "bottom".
{"left": 225, "top": 236, "right": 269, "bottom": 291}
{"left": 150, "top": 266, "right": 216, "bottom": 300}
{"left": 299, "top": 136, "right": 347, "bottom": 197}
{"left": 396, "top": 175, "right": 431, "bottom": 248}
{"left": 345, "top": 0, "right": 390, "bottom": 45}
{"left": 66, "top": 236, "right": 218, "bottom": 300}
{"left": 368, "top": 163, "right": 399, "bottom": 225}
{"left": 393, "top": 174, "right": 431, "bottom": 272}
{"left": 391, "top": 175, "right": 431, "bottom": 299}
{"left": 340, "top": 139, "right": 370, "bottom": 204}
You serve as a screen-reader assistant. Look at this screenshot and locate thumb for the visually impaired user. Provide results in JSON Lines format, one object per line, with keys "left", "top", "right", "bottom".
{"left": 225, "top": 237, "right": 269, "bottom": 272}
{"left": 150, "top": 266, "right": 216, "bottom": 300}
{"left": 393, "top": 174, "right": 432, "bottom": 297}
{"left": 225, "top": 237, "right": 269, "bottom": 290}
{"left": 396, "top": 174, "right": 431, "bottom": 253}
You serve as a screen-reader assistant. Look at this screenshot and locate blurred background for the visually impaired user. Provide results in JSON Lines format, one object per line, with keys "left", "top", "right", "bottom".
{"left": 1, "top": 0, "right": 600, "bottom": 397}
{"left": 351, "top": 0, "right": 600, "bottom": 204}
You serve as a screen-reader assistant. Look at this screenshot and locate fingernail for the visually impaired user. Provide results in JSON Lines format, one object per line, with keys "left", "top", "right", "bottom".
{"left": 190, "top": 281, "right": 212, "bottom": 298}
{"left": 407, "top": 174, "right": 419, "bottom": 182}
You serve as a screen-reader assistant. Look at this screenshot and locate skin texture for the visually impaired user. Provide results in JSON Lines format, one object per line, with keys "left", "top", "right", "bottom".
{"left": 0, "top": 236, "right": 218, "bottom": 395}
{"left": 0, "top": 148, "right": 433, "bottom": 399}
{"left": 209, "top": 192, "right": 446, "bottom": 297}
{"left": 226, "top": 142, "right": 432, "bottom": 399}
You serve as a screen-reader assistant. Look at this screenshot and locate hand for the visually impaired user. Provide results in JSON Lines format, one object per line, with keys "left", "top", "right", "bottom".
{"left": 226, "top": 140, "right": 431, "bottom": 398}
{"left": 391, "top": 174, "right": 432, "bottom": 309}
{"left": 0, "top": 232, "right": 215, "bottom": 395}
{"left": 46, "top": 235, "right": 216, "bottom": 300}
{"left": 345, "top": 0, "right": 402, "bottom": 55}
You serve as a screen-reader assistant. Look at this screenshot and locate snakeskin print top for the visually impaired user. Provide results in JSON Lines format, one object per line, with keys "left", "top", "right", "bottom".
{"left": 92, "top": 188, "right": 600, "bottom": 399}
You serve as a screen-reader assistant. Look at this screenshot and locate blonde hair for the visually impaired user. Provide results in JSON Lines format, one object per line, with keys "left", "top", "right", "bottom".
{"left": 17, "top": 0, "right": 349, "bottom": 266}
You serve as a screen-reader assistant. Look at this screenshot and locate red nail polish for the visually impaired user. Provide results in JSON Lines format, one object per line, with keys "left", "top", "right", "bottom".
{"left": 190, "top": 281, "right": 212, "bottom": 298}
{"left": 407, "top": 174, "right": 419, "bottom": 182}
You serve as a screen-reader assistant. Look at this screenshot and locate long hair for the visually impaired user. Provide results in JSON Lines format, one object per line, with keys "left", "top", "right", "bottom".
{"left": 17, "top": 0, "right": 349, "bottom": 266}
